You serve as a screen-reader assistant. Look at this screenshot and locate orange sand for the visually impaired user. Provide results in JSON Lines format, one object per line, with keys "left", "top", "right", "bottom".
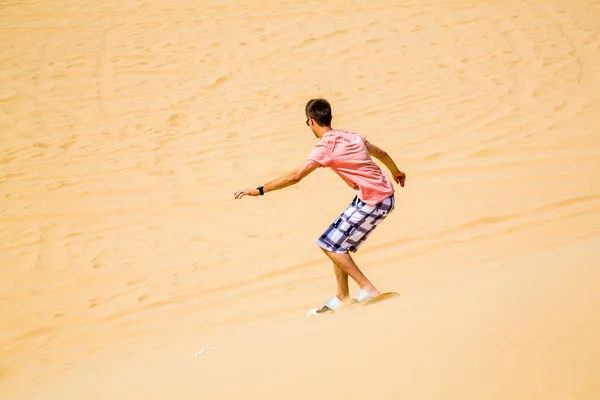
{"left": 1, "top": 0, "right": 600, "bottom": 398}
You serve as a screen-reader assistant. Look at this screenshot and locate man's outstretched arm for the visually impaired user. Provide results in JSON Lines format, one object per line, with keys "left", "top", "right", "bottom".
{"left": 234, "top": 160, "right": 320, "bottom": 199}
{"left": 365, "top": 140, "right": 406, "bottom": 187}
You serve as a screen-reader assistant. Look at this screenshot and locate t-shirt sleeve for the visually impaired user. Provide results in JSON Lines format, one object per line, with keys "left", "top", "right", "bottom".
{"left": 308, "top": 144, "right": 334, "bottom": 167}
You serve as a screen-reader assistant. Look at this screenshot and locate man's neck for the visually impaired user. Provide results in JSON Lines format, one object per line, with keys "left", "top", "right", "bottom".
{"left": 315, "top": 126, "right": 333, "bottom": 138}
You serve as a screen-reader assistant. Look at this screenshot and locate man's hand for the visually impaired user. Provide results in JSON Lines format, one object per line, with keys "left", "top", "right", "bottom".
{"left": 233, "top": 160, "right": 320, "bottom": 200}
{"left": 393, "top": 170, "right": 406, "bottom": 187}
{"left": 234, "top": 188, "right": 259, "bottom": 199}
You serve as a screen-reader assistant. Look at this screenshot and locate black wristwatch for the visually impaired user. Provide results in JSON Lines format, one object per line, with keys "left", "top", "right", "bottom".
{"left": 257, "top": 185, "right": 264, "bottom": 196}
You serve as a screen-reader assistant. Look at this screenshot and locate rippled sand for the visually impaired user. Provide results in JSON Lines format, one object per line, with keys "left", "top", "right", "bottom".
{"left": 1, "top": 0, "right": 600, "bottom": 398}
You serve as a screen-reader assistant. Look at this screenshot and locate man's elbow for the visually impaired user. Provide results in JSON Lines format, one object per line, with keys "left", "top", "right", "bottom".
{"left": 290, "top": 172, "right": 303, "bottom": 184}
{"left": 371, "top": 149, "right": 387, "bottom": 160}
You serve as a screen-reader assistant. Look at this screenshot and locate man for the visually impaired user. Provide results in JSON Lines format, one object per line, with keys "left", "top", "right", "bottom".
{"left": 234, "top": 98, "right": 406, "bottom": 314}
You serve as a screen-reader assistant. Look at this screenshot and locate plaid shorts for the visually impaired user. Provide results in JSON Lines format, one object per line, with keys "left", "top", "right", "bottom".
{"left": 317, "top": 194, "right": 395, "bottom": 253}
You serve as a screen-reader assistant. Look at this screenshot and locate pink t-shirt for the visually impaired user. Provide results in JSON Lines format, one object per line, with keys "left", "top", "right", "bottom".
{"left": 307, "top": 129, "right": 394, "bottom": 206}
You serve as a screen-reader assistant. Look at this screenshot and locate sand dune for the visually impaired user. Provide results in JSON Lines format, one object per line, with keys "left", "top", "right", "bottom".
{"left": 1, "top": 0, "right": 600, "bottom": 398}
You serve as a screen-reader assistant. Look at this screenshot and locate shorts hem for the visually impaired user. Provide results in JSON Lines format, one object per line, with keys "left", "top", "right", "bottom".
{"left": 316, "top": 240, "right": 353, "bottom": 254}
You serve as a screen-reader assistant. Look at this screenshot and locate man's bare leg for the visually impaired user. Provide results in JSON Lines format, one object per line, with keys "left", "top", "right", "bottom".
{"left": 322, "top": 248, "right": 379, "bottom": 297}
{"left": 332, "top": 263, "right": 350, "bottom": 301}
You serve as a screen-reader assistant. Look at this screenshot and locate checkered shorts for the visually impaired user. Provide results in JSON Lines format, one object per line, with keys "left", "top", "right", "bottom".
{"left": 317, "top": 194, "right": 395, "bottom": 253}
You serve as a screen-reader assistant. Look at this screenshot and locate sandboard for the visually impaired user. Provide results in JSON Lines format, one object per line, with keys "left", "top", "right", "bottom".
{"left": 306, "top": 291, "right": 400, "bottom": 317}
{"left": 354, "top": 291, "right": 400, "bottom": 308}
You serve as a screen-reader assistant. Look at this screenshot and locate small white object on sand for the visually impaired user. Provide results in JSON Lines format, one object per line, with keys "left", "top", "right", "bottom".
{"left": 194, "top": 346, "right": 217, "bottom": 357}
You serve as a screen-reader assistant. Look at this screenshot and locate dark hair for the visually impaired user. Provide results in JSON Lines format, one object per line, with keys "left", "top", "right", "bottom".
{"left": 305, "top": 98, "right": 332, "bottom": 127}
